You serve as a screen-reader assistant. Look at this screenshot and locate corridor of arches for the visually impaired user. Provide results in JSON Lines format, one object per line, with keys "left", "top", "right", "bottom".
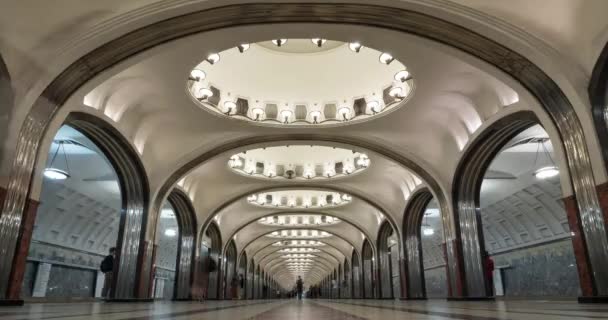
{"left": 1, "top": 1, "right": 608, "bottom": 319}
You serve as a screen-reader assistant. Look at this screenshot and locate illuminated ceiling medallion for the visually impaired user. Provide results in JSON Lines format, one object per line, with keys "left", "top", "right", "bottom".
{"left": 282, "top": 254, "right": 317, "bottom": 259}
{"left": 187, "top": 39, "right": 414, "bottom": 127}
{"left": 259, "top": 214, "right": 340, "bottom": 227}
{"left": 272, "top": 240, "right": 326, "bottom": 247}
{"left": 266, "top": 229, "right": 332, "bottom": 239}
{"left": 248, "top": 190, "right": 352, "bottom": 209}
{"left": 228, "top": 146, "right": 370, "bottom": 180}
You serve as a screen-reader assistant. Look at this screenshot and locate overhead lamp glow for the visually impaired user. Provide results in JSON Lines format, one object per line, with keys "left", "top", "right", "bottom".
{"left": 394, "top": 70, "right": 411, "bottom": 82}
{"left": 337, "top": 107, "right": 351, "bottom": 121}
{"left": 165, "top": 229, "right": 177, "bottom": 237}
{"left": 252, "top": 108, "right": 265, "bottom": 121}
{"left": 228, "top": 155, "right": 242, "bottom": 168}
{"left": 367, "top": 100, "right": 381, "bottom": 113}
{"left": 43, "top": 168, "right": 70, "bottom": 180}
{"left": 533, "top": 166, "right": 559, "bottom": 179}
{"left": 349, "top": 42, "right": 362, "bottom": 53}
{"left": 311, "top": 38, "right": 327, "bottom": 47}
{"left": 389, "top": 86, "right": 405, "bottom": 100}
{"left": 379, "top": 52, "right": 394, "bottom": 65}
{"left": 422, "top": 227, "right": 434, "bottom": 236}
{"left": 280, "top": 110, "right": 293, "bottom": 123}
{"left": 189, "top": 69, "right": 206, "bottom": 82}
{"left": 206, "top": 53, "right": 220, "bottom": 64}
{"left": 357, "top": 154, "right": 370, "bottom": 168}
{"left": 196, "top": 88, "right": 213, "bottom": 100}
{"left": 223, "top": 101, "right": 236, "bottom": 114}
{"left": 309, "top": 111, "right": 322, "bottom": 124}
{"left": 237, "top": 43, "right": 250, "bottom": 53}
{"left": 272, "top": 39, "right": 288, "bottom": 47}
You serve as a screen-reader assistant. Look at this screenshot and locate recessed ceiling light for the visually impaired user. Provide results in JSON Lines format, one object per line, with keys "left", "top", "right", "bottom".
{"left": 189, "top": 69, "right": 206, "bottom": 82}
{"left": 206, "top": 53, "right": 220, "bottom": 64}
{"left": 379, "top": 52, "right": 394, "bottom": 65}
{"left": 349, "top": 42, "right": 362, "bottom": 52}
{"left": 311, "top": 38, "right": 327, "bottom": 47}
{"left": 237, "top": 43, "right": 250, "bottom": 53}
{"left": 272, "top": 39, "right": 288, "bottom": 47}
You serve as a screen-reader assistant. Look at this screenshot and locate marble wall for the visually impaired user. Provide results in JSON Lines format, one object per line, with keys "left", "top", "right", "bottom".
{"left": 492, "top": 239, "right": 580, "bottom": 297}
{"left": 423, "top": 266, "right": 448, "bottom": 298}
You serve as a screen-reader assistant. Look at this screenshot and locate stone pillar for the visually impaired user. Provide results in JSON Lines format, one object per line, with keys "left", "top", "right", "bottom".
{"left": 0, "top": 195, "right": 39, "bottom": 306}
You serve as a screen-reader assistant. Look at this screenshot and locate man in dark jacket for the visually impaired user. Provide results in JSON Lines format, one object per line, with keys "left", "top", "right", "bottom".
{"left": 100, "top": 247, "right": 116, "bottom": 299}
{"left": 296, "top": 276, "right": 304, "bottom": 300}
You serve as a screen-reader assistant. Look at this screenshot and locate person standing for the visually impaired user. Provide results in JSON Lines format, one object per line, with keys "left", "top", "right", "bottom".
{"left": 296, "top": 276, "right": 304, "bottom": 300}
{"left": 100, "top": 247, "right": 116, "bottom": 299}
{"left": 230, "top": 275, "right": 239, "bottom": 299}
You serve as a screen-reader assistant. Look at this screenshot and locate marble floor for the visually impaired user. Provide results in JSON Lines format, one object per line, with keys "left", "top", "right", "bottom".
{"left": 1, "top": 299, "right": 608, "bottom": 320}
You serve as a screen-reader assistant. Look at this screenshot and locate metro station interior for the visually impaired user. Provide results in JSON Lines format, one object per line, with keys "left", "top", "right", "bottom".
{"left": 1, "top": 1, "right": 608, "bottom": 319}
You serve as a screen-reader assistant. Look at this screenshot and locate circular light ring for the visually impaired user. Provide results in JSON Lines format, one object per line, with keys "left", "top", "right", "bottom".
{"left": 43, "top": 168, "right": 70, "bottom": 180}
{"left": 187, "top": 39, "right": 414, "bottom": 127}
{"left": 266, "top": 229, "right": 333, "bottom": 239}
{"left": 248, "top": 190, "right": 352, "bottom": 209}
{"left": 228, "top": 146, "right": 370, "bottom": 181}
{"left": 272, "top": 240, "right": 326, "bottom": 247}
{"left": 533, "top": 166, "right": 559, "bottom": 179}
{"left": 259, "top": 214, "right": 340, "bottom": 227}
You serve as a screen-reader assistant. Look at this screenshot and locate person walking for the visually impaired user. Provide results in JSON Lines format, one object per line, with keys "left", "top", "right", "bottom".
{"left": 100, "top": 247, "right": 116, "bottom": 299}
{"left": 483, "top": 250, "right": 495, "bottom": 296}
{"left": 296, "top": 276, "right": 304, "bottom": 300}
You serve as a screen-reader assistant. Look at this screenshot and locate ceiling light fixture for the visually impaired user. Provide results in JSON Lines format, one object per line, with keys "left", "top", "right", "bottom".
{"left": 388, "top": 86, "right": 405, "bottom": 100}
{"left": 379, "top": 52, "right": 395, "bottom": 65}
{"left": 309, "top": 111, "right": 321, "bottom": 124}
{"left": 337, "top": 107, "right": 351, "bottom": 121}
{"left": 228, "top": 155, "right": 243, "bottom": 168}
{"left": 272, "top": 39, "right": 288, "bottom": 47}
{"left": 196, "top": 88, "right": 213, "bottom": 101}
{"left": 280, "top": 110, "right": 293, "bottom": 124}
{"left": 311, "top": 38, "right": 327, "bottom": 47}
{"left": 237, "top": 43, "right": 250, "bottom": 53}
{"left": 367, "top": 100, "right": 381, "bottom": 114}
{"left": 189, "top": 69, "right": 206, "bottom": 82}
{"left": 206, "top": 53, "right": 220, "bottom": 64}
{"left": 223, "top": 101, "right": 236, "bottom": 114}
{"left": 394, "top": 70, "right": 412, "bottom": 82}
{"left": 349, "top": 42, "right": 362, "bottom": 53}
{"left": 252, "top": 108, "right": 265, "bottom": 121}
{"left": 356, "top": 154, "right": 370, "bottom": 168}
{"left": 165, "top": 229, "right": 177, "bottom": 237}
{"left": 44, "top": 141, "right": 71, "bottom": 180}
{"left": 531, "top": 139, "right": 559, "bottom": 180}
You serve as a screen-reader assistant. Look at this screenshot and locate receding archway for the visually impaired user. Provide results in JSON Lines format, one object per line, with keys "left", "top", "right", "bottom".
{"left": 351, "top": 249, "right": 362, "bottom": 299}
{"left": 377, "top": 221, "right": 397, "bottom": 299}
{"left": 238, "top": 251, "right": 247, "bottom": 299}
{"left": 589, "top": 40, "right": 608, "bottom": 172}
{"left": 223, "top": 240, "right": 237, "bottom": 299}
{"left": 165, "top": 189, "right": 198, "bottom": 300}
{"left": 201, "top": 222, "right": 221, "bottom": 300}
{"left": 362, "top": 239, "right": 375, "bottom": 298}
{"left": 247, "top": 258, "right": 254, "bottom": 299}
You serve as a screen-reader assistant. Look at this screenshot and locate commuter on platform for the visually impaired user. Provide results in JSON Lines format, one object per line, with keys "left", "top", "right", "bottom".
{"left": 99, "top": 247, "right": 116, "bottom": 299}
{"left": 296, "top": 276, "right": 304, "bottom": 300}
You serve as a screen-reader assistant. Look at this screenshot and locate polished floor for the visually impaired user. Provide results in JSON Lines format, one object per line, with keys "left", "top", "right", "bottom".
{"left": 1, "top": 299, "right": 608, "bottom": 320}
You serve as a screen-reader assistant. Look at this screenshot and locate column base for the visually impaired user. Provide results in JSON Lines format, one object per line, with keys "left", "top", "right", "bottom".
{"left": 447, "top": 296, "right": 495, "bottom": 301}
{"left": 0, "top": 299, "right": 24, "bottom": 306}
{"left": 106, "top": 298, "right": 154, "bottom": 303}
{"left": 399, "top": 297, "right": 427, "bottom": 300}
{"left": 578, "top": 296, "right": 608, "bottom": 303}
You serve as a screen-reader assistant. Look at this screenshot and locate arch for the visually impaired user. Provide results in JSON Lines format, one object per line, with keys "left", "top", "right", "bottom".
{"left": 377, "top": 221, "right": 396, "bottom": 299}
{"left": 247, "top": 258, "right": 254, "bottom": 299}
{"left": 343, "top": 258, "right": 351, "bottom": 298}
{"left": 223, "top": 240, "right": 237, "bottom": 299}
{"left": 6, "top": 112, "right": 150, "bottom": 300}
{"left": 351, "top": 249, "right": 362, "bottom": 299}
{"left": 203, "top": 222, "right": 222, "bottom": 300}
{"left": 2, "top": 2, "right": 606, "bottom": 299}
{"left": 362, "top": 239, "right": 375, "bottom": 299}
{"left": 452, "top": 110, "right": 608, "bottom": 298}
{"left": 238, "top": 251, "right": 247, "bottom": 299}
{"left": 589, "top": 40, "right": 608, "bottom": 172}
{"left": 402, "top": 188, "right": 434, "bottom": 299}
{"left": 166, "top": 188, "right": 197, "bottom": 300}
